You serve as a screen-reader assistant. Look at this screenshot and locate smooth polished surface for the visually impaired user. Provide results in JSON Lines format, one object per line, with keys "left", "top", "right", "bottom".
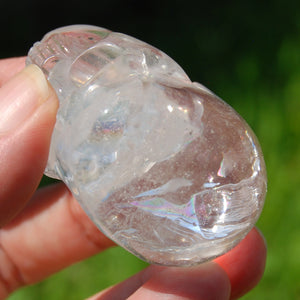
{"left": 27, "top": 25, "right": 267, "bottom": 266}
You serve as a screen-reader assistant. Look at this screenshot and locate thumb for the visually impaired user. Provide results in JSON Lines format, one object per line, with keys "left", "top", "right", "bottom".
{"left": 0, "top": 64, "right": 59, "bottom": 227}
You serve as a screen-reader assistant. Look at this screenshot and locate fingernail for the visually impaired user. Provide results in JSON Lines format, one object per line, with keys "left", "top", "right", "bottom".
{"left": 0, "top": 64, "right": 50, "bottom": 134}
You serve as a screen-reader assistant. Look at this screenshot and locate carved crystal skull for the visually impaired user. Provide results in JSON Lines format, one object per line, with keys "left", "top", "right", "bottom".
{"left": 27, "top": 25, "right": 267, "bottom": 266}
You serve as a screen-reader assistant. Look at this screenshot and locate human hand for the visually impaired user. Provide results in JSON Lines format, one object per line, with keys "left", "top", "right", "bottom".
{"left": 0, "top": 57, "right": 266, "bottom": 300}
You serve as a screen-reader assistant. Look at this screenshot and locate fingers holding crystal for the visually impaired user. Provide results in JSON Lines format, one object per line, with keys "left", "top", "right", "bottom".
{"left": 0, "top": 63, "right": 59, "bottom": 227}
{"left": 87, "top": 227, "right": 266, "bottom": 300}
{"left": 0, "top": 183, "right": 114, "bottom": 297}
{"left": 215, "top": 227, "right": 267, "bottom": 299}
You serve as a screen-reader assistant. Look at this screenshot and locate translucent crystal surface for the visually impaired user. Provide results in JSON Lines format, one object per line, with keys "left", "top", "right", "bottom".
{"left": 27, "top": 25, "right": 267, "bottom": 266}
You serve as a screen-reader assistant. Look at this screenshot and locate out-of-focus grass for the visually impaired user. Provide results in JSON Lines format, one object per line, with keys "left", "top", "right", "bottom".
{"left": 241, "top": 37, "right": 300, "bottom": 300}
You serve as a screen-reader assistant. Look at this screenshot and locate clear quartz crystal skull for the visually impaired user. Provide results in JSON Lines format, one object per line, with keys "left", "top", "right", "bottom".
{"left": 27, "top": 25, "right": 267, "bottom": 266}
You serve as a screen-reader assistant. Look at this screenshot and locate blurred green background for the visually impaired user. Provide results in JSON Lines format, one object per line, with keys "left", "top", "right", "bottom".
{"left": 1, "top": 0, "right": 299, "bottom": 299}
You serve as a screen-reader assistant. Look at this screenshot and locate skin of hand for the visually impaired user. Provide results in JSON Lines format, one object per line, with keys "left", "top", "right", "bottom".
{"left": 0, "top": 57, "right": 267, "bottom": 300}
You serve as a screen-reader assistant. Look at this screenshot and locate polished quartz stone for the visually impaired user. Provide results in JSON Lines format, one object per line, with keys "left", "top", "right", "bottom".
{"left": 27, "top": 25, "right": 267, "bottom": 266}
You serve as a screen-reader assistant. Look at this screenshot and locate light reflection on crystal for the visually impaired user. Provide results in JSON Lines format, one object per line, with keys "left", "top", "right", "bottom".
{"left": 167, "top": 104, "right": 174, "bottom": 112}
{"left": 202, "top": 182, "right": 220, "bottom": 188}
{"left": 217, "top": 158, "right": 226, "bottom": 177}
